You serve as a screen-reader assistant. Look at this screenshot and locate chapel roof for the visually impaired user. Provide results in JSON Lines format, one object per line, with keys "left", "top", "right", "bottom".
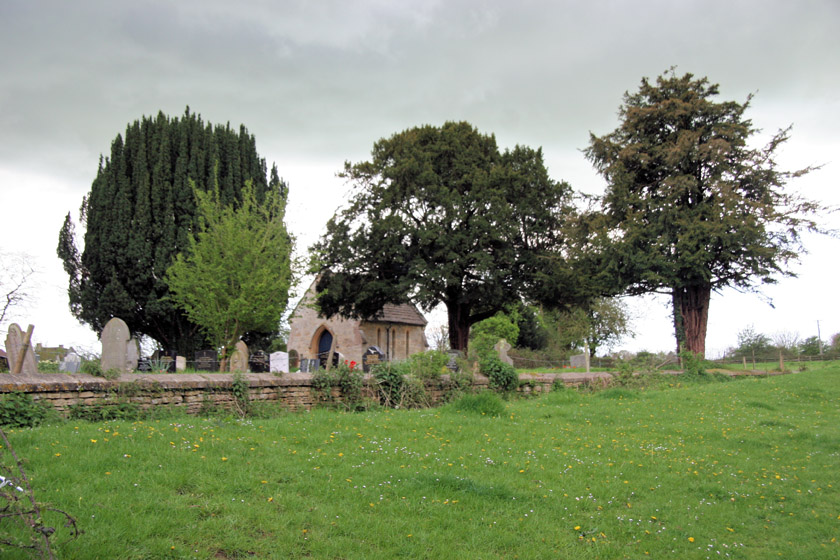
{"left": 368, "top": 303, "right": 428, "bottom": 327}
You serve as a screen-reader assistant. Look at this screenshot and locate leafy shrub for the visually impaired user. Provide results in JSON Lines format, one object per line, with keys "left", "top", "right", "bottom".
{"left": 68, "top": 400, "right": 142, "bottom": 422}
{"left": 231, "top": 372, "right": 250, "bottom": 415}
{"left": 80, "top": 360, "right": 102, "bottom": 376}
{"left": 0, "top": 393, "right": 54, "bottom": 428}
{"left": 38, "top": 360, "right": 59, "bottom": 373}
{"left": 372, "top": 362, "right": 407, "bottom": 405}
{"left": 407, "top": 350, "right": 449, "bottom": 380}
{"left": 480, "top": 356, "right": 518, "bottom": 392}
{"left": 470, "top": 313, "right": 519, "bottom": 347}
{"left": 451, "top": 391, "right": 506, "bottom": 416}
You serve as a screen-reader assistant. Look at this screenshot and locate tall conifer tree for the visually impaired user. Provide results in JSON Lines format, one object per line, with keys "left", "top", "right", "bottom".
{"left": 57, "top": 109, "right": 287, "bottom": 355}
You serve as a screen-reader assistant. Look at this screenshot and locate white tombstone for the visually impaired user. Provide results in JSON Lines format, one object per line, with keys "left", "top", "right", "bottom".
{"left": 175, "top": 356, "right": 187, "bottom": 372}
{"left": 60, "top": 352, "right": 81, "bottom": 373}
{"left": 270, "top": 351, "right": 289, "bottom": 374}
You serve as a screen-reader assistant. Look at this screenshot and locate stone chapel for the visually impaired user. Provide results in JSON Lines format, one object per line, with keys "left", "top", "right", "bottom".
{"left": 287, "top": 280, "right": 429, "bottom": 366}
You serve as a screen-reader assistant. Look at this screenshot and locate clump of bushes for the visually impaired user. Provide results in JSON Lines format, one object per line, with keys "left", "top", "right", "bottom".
{"left": 480, "top": 356, "right": 518, "bottom": 392}
{"left": 0, "top": 392, "right": 55, "bottom": 428}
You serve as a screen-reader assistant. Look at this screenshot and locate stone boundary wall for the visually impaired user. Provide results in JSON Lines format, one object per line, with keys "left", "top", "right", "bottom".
{"left": 0, "top": 369, "right": 785, "bottom": 416}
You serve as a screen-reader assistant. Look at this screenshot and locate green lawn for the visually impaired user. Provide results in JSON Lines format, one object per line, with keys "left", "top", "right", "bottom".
{"left": 3, "top": 364, "right": 839, "bottom": 559}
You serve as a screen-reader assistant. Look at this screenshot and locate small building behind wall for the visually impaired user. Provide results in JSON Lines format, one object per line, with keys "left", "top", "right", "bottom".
{"left": 288, "top": 280, "right": 428, "bottom": 367}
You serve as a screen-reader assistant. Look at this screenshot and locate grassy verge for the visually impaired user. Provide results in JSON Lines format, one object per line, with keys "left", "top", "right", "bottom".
{"left": 3, "top": 364, "right": 839, "bottom": 559}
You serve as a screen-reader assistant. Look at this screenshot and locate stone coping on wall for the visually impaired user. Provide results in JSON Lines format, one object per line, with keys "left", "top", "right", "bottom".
{"left": 0, "top": 367, "right": 782, "bottom": 393}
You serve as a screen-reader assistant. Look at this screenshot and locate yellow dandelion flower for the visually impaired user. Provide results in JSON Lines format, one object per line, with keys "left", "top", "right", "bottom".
{"left": 688, "top": 537, "right": 695, "bottom": 542}
{"left": 222, "top": 457, "right": 228, "bottom": 461}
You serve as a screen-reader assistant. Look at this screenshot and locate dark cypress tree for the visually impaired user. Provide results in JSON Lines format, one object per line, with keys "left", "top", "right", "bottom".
{"left": 57, "top": 109, "right": 285, "bottom": 355}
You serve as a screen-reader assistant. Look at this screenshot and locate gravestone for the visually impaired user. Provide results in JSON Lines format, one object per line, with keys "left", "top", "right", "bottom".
{"left": 175, "top": 356, "right": 187, "bottom": 372}
{"left": 249, "top": 350, "right": 269, "bottom": 373}
{"left": 288, "top": 349, "right": 299, "bottom": 370}
{"left": 59, "top": 352, "right": 81, "bottom": 374}
{"left": 5, "top": 323, "right": 37, "bottom": 375}
{"left": 229, "top": 341, "right": 249, "bottom": 372}
{"left": 299, "top": 358, "right": 310, "bottom": 373}
{"left": 362, "top": 345, "right": 385, "bottom": 373}
{"left": 194, "top": 349, "right": 218, "bottom": 372}
{"left": 494, "top": 338, "right": 513, "bottom": 366}
{"left": 446, "top": 350, "right": 462, "bottom": 372}
{"left": 270, "top": 351, "right": 289, "bottom": 374}
{"left": 101, "top": 318, "right": 131, "bottom": 373}
{"left": 570, "top": 353, "right": 586, "bottom": 368}
{"left": 126, "top": 337, "right": 140, "bottom": 372}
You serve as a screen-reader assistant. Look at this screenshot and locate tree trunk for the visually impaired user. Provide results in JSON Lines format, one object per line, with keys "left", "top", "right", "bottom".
{"left": 446, "top": 301, "right": 471, "bottom": 352}
{"left": 672, "top": 285, "right": 711, "bottom": 358}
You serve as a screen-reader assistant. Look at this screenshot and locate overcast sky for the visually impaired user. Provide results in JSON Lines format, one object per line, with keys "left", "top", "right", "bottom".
{"left": 2, "top": 0, "right": 838, "bottom": 358}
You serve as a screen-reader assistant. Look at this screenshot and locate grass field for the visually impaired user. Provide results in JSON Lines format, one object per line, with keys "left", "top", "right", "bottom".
{"left": 3, "top": 363, "right": 839, "bottom": 559}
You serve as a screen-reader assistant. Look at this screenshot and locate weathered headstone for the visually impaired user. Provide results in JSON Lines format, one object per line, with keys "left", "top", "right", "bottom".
{"left": 446, "top": 350, "right": 462, "bottom": 372}
{"left": 299, "top": 358, "right": 310, "bottom": 373}
{"left": 494, "top": 338, "right": 513, "bottom": 366}
{"left": 288, "top": 349, "right": 300, "bottom": 370}
{"left": 570, "top": 353, "right": 587, "bottom": 369}
{"left": 270, "top": 351, "right": 289, "bottom": 374}
{"left": 175, "top": 356, "right": 187, "bottom": 372}
{"left": 101, "top": 318, "right": 131, "bottom": 373}
{"left": 362, "top": 345, "right": 385, "bottom": 373}
{"left": 249, "top": 350, "right": 269, "bottom": 373}
{"left": 194, "top": 349, "right": 218, "bottom": 372}
{"left": 5, "top": 323, "right": 37, "bottom": 375}
{"left": 229, "top": 341, "right": 249, "bottom": 372}
{"left": 59, "top": 352, "right": 81, "bottom": 374}
{"left": 126, "top": 337, "right": 140, "bottom": 372}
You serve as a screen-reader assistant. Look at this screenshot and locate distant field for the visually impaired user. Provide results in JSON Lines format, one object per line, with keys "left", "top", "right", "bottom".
{"left": 3, "top": 363, "right": 839, "bottom": 559}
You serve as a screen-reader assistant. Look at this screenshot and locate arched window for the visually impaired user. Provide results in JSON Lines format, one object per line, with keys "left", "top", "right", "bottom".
{"left": 405, "top": 331, "right": 410, "bottom": 357}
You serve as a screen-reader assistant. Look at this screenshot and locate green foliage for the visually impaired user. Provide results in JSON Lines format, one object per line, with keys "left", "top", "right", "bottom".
{"left": 480, "top": 356, "right": 518, "bottom": 392}
{"left": 733, "top": 325, "right": 773, "bottom": 358}
{"left": 406, "top": 350, "right": 449, "bottom": 380}
{"left": 450, "top": 391, "right": 506, "bottom": 416}
{"left": 166, "top": 179, "right": 293, "bottom": 364}
{"left": 231, "top": 372, "right": 250, "bottom": 415}
{"left": 0, "top": 393, "right": 54, "bottom": 428}
{"left": 68, "top": 400, "right": 142, "bottom": 422}
{"left": 102, "top": 368, "right": 122, "bottom": 380}
{"left": 586, "top": 70, "right": 824, "bottom": 356}
{"left": 311, "top": 121, "right": 580, "bottom": 352}
{"left": 80, "top": 359, "right": 102, "bottom": 376}
{"left": 799, "top": 336, "right": 823, "bottom": 356}
{"left": 311, "top": 363, "right": 366, "bottom": 410}
{"left": 513, "top": 305, "right": 549, "bottom": 350}
{"left": 57, "top": 109, "right": 284, "bottom": 356}
{"left": 680, "top": 349, "right": 707, "bottom": 377}
{"left": 38, "top": 360, "right": 59, "bottom": 373}
{"left": 470, "top": 313, "right": 519, "bottom": 347}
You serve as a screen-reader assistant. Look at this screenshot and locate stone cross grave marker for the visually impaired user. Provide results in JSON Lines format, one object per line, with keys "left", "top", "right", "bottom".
{"left": 5, "top": 323, "right": 37, "bottom": 375}
{"left": 494, "top": 338, "right": 514, "bottom": 366}
{"left": 60, "top": 352, "right": 81, "bottom": 374}
{"left": 229, "top": 340, "right": 249, "bottom": 372}
{"left": 270, "top": 351, "right": 289, "bottom": 374}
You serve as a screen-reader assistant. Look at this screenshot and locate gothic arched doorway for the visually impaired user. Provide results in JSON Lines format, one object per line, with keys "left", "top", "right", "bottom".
{"left": 317, "top": 330, "right": 333, "bottom": 361}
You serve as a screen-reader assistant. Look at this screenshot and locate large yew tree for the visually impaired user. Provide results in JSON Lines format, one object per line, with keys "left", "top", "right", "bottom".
{"left": 585, "top": 71, "right": 821, "bottom": 357}
{"left": 57, "top": 109, "right": 285, "bottom": 355}
{"left": 311, "top": 121, "right": 578, "bottom": 352}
